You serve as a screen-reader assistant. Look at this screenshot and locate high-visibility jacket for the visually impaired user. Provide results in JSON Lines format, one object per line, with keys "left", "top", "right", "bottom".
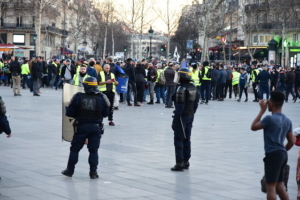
{"left": 232, "top": 71, "right": 240, "bottom": 86}
{"left": 156, "top": 69, "right": 164, "bottom": 83}
{"left": 202, "top": 66, "right": 211, "bottom": 80}
{"left": 0, "top": 61, "right": 4, "bottom": 70}
{"left": 73, "top": 73, "right": 90, "bottom": 86}
{"left": 21, "top": 63, "right": 30, "bottom": 75}
{"left": 191, "top": 69, "right": 200, "bottom": 86}
{"left": 98, "top": 71, "right": 116, "bottom": 92}
{"left": 250, "top": 69, "right": 259, "bottom": 82}
{"left": 76, "top": 65, "right": 81, "bottom": 73}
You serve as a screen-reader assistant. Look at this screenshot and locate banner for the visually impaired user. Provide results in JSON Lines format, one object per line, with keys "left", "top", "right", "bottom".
{"left": 14, "top": 49, "right": 24, "bottom": 57}
{"left": 186, "top": 40, "right": 193, "bottom": 49}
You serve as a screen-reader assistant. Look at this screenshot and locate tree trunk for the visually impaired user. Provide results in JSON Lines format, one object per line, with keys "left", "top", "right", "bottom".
{"left": 103, "top": 24, "right": 108, "bottom": 60}
{"left": 281, "top": 27, "right": 285, "bottom": 67}
{"left": 222, "top": 43, "right": 226, "bottom": 63}
{"left": 112, "top": 25, "right": 115, "bottom": 60}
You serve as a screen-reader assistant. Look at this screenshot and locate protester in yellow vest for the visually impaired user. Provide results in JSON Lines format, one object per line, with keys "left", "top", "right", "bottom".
{"left": 250, "top": 64, "right": 260, "bottom": 102}
{"left": 155, "top": 63, "right": 166, "bottom": 104}
{"left": 232, "top": 67, "right": 240, "bottom": 99}
{"left": 50, "top": 59, "right": 60, "bottom": 88}
{"left": 72, "top": 65, "right": 90, "bottom": 87}
{"left": 21, "top": 60, "right": 30, "bottom": 89}
{"left": 200, "top": 61, "right": 211, "bottom": 104}
{"left": 98, "top": 64, "right": 118, "bottom": 126}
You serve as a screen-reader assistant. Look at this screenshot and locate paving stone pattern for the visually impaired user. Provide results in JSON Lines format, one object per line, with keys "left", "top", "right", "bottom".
{"left": 0, "top": 86, "right": 299, "bottom": 200}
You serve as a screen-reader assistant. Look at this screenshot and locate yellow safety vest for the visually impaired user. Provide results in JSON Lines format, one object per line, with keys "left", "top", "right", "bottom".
{"left": 0, "top": 61, "right": 4, "bottom": 70}
{"left": 232, "top": 71, "right": 240, "bottom": 86}
{"left": 191, "top": 70, "right": 200, "bottom": 86}
{"left": 202, "top": 66, "right": 211, "bottom": 80}
{"left": 73, "top": 73, "right": 90, "bottom": 86}
{"left": 156, "top": 69, "right": 164, "bottom": 83}
{"left": 21, "top": 63, "right": 30, "bottom": 75}
{"left": 98, "top": 71, "right": 116, "bottom": 92}
{"left": 250, "top": 69, "right": 259, "bottom": 82}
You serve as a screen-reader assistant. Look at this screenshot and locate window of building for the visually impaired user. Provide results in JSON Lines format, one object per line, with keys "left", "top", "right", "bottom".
{"left": 253, "top": 36, "right": 258, "bottom": 43}
{"left": 52, "top": 22, "right": 56, "bottom": 27}
{"left": 265, "top": 35, "right": 271, "bottom": 43}
{"left": 13, "top": 34, "right": 25, "bottom": 45}
{"left": 260, "top": 35, "right": 265, "bottom": 43}
{"left": 16, "top": 16, "right": 23, "bottom": 27}
{"left": 293, "top": 34, "right": 298, "bottom": 43}
{"left": 0, "top": 33, "right": 7, "bottom": 44}
{"left": 30, "top": 34, "right": 35, "bottom": 46}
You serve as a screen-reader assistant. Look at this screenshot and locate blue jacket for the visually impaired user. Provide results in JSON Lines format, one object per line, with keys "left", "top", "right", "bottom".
{"left": 217, "top": 69, "right": 227, "bottom": 84}
{"left": 257, "top": 70, "right": 271, "bottom": 85}
{"left": 211, "top": 69, "right": 219, "bottom": 82}
{"left": 86, "top": 67, "right": 98, "bottom": 79}
{"left": 0, "top": 115, "right": 11, "bottom": 135}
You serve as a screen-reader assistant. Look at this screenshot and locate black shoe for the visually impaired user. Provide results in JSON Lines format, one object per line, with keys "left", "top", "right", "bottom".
{"left": 244, "top": 99, "right": 248, "bottom": 102}
{"left": 200, "top": 100, "right": 205, "bottom": 104}
{"left": 14, "top": 94, "right": 17, "bottom": 96}
{"left": 62, "top": 169, "right": 74, "bottom": 177}
{"left": 16, "top": 94, "right": 22, "bottom": 96}
{"left": 237, "top": 99, "right": 241, "bottom": 102}
{"left": 33, "top": 94, "right": 40, "bottom": 96}
{"left": 89, "top": 171, "right": 99, "bottom": 179}
{"left": 171, "top": 163, "right": 184, "bottom": 171}
{"left": 184, "top": 162, "right": 190, "bottom": 169}
{"left": 205, "top": 101, "right": 208, "bottom": 105}
{"left": 155, "top": 101, "right": 160, "bottom": 104}
{"left": 253, "top": 99, "right": 259, "bottom": 102}
{"left": 166, "top": 106, "right": 174, "bottom": 108}
{"left": 217, "top": 99, "right": 224, "bottom": 101}
{"left": 147, "top": 101, "right": 154, "bottom": 105}
{"left": 294, "top": 98, "right": 297, "bottom": 103}
{"left": 114, "top": 107, "right": 118, "bottom": 110}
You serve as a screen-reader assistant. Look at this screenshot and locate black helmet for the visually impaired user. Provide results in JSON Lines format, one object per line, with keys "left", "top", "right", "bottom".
{"left": 178, "top": 67, "right": 192, "bottom": 81}
{"left": 82, "top": 77, "right": 99, "bottom": 93}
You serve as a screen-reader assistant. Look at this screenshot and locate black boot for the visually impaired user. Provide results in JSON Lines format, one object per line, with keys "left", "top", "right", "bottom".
{"left": 171, "top": 162, "right": 184, "bottom": 171}
{"left": 61, "top": 169, "right": 74, "bottom": 177}
{"left": 90, "top": 171, "right": 99, "bottom": 179}
{"left": 183, "top": 162, "right": 190, "bottom": 169}
{"left": 147, "top": 100, "right": 154, "bottom": 105}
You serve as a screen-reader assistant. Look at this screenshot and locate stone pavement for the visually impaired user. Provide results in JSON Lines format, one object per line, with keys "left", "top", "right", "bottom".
{"left": 0, "top": 86, "right": 299, "bottom": 200}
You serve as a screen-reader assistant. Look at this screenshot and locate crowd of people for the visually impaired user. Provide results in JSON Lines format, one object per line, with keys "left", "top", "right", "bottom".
{"left": 1, "top": 56, "right": 300, "bottom": 106}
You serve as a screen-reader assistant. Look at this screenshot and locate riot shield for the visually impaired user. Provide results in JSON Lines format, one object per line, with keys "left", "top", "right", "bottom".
{"left": 62, "top": 83, "right": 84, "bottom": 142}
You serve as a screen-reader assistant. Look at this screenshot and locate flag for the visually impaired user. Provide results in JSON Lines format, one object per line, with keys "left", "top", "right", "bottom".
{"left": 173, "top": 46, "right": 180, "bottom": 62}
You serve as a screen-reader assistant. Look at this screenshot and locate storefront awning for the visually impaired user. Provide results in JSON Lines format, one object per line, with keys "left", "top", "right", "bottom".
{"left": 0, "top": 44, "right": 20, "bottom": 51}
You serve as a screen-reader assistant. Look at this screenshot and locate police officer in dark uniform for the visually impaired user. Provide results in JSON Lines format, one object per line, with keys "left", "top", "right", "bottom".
{"left": 171, "top": 68, "right": 200, "bottom": 171}
{"left": 62, "top": 76, "right": 109, "bottom": 179}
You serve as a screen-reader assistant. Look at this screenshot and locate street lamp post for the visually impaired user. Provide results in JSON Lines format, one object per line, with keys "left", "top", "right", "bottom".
{"left": 82, "top": 41, "right": 87, "bottom": 59}
{"left": 148, "top": 27, "right": 154, "bottom": 60}
{"left": 33, "top": 33, "right": 37, "bottom": 58}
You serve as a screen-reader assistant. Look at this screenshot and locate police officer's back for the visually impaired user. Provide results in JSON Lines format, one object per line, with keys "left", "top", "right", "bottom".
{"left": 62, "top": 77, "right": 109, "bottom": 179}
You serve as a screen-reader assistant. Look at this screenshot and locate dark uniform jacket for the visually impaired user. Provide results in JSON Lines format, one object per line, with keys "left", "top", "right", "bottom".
{"left": 0, "top": 115, "right": 11, "bottom": 135}
{"left": 9, "top": 60, "right": 21, "bottom": 76}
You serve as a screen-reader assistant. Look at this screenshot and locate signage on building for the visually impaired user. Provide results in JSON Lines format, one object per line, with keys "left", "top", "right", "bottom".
{"left": 14, "top": 49, "right": 24, "bottom": 57}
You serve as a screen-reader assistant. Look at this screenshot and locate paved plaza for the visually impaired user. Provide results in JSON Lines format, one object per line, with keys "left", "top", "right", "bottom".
{"left": 0, "top": 86, "right": 299, "bottom": 200}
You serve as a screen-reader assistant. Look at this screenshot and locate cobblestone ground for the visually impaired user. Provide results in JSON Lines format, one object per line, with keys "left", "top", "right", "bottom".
{"left": 0, "top": 86, "right": 299, "bottom": 200}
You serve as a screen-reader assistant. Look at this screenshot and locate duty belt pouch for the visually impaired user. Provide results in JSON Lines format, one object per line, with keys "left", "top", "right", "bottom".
{"left": 72, "top": 120, "right": 78, "bottom": 134}
{"left": 99, "top": 122, "right": 104, "bottom": 135}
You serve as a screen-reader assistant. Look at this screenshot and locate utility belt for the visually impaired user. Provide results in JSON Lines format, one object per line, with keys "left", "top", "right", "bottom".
{"left": 72, "top": 120, "right": 104, "bottom": 135}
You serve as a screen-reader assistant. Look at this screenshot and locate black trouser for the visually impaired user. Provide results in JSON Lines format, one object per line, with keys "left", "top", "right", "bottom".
{"left": 103, "top": 91, "right": 115, "bottom": 121}
{"left": 224, "top": 80, "right": 232, "bottom": 98}
{"left": 270, "top": 81, "right": 277, "bottom": 92}
{"left": 233, "top": 84, "right": 238, "bottom": 98}
{"left": 211, "top": 81, "right": 217, "bottom": 99}
{"left": 295, "top": 83, "right": 300, "bottom": 99}
{"left": 239, "top": 84, "right": 248, "bottom": 99}
{"left": 200, "top": 80, "right": 211, "bottom": 102}
{"left": 42, "top": 76, "right": 48, "bottom": 87}
{"left": 285, "top": 84, "right": 295, "bottom": 102}
{"left": 252, "top": 82, "right": 259, "bottom": 100}
{"left": 127, "top": 81, "right": 137, "bottom": 104}
{"left": 218, "top": 82, "right": 225, "bottom": 100}
{"left": 136, "top": 83, "right": 144, "bottom": 103}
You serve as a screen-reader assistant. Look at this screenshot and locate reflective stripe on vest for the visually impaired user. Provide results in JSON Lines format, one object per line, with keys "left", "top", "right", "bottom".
{"left": 202, "top": 66, "right": 211, "bottom": 80}
{"left": 232, "top": 71, "right": 240, "bottom": 85}
{"left": 191, "top": 70, "right": 200, "bottom": 86}
{"left": 98, "top": 71, "right": 116, "bottom": 92}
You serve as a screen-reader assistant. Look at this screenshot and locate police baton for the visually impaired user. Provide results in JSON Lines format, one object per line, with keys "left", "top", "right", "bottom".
{"left": 180, "top": 116, "right": 186, "bottom": 139}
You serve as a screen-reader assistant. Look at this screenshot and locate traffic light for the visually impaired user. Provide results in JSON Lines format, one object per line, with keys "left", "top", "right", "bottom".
{"left": 123, "top": 45, "right": 127, "bottom": 52}
{"left": 161, "top": 45, "right": 167, "bottom": 52}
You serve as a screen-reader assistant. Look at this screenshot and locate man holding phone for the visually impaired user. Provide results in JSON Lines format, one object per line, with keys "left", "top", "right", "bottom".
{"left": 98, "top": 64, "right": 118, "bottom": 126}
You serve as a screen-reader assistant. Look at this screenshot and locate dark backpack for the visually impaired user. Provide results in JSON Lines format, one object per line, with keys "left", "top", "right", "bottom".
{"left": 261, "top": 164, "right": 290, "bottom": 193}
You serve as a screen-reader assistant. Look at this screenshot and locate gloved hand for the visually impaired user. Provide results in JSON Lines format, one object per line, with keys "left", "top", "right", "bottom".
{"left": 172, "top": 122, "right": 176, "bottom": 131}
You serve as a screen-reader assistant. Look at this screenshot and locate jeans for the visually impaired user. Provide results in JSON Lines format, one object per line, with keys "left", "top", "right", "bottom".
{"left": 127, "top": 81, "right": 137, "bottom": 104}
{"left": 103, "top": 91, "right": 115, "bottom": 121}
{"left": 239, "top": 84, "right": 248, "bottom": 99}
{"left": 148, "top": 81, "right": 156, "bottom": 101}
{"left": 218, "top": 82, "right": 225, "bottom": 100}
{"left": 252, "top": 82, "right": 259, "bottom": 100}
{"left": 22, "top": 74, "right": 28, "bottom": 89}
{"left": 33, "top": 80, "right": 39, "bottom": 94}
{"left": 200, "top": 80, "right": 211, "bottom": 102}
{"left": 67, "top": 124, "right": 102, "bottom": 171}
{"left": 285, "top": 84, "right": 295, "bottom": 102}
{"left": 155, "top": 85, "right": 166, "bottom": 103}
{"left": 56, "top": 75, "right": 61, "bottom": 88}
{"left": 211, "top": 81, "right": 217, "bottom": 99}
{"left": 224, "top": 80, "right": 232, "bottom": 98}
{"left": 166, "top": 85, "right": 176, "bottom": 107}
{"left": 259, "top": 84, "right": 270, "bottom": 100}
{"left": 136, "top": 83, "right": 144, "bottom": 103}
{"left": 143, "top": 88, "right": 149, "bottom": 101}
{"left": 278, "top": 82, "right": 285, "bottom": 92}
